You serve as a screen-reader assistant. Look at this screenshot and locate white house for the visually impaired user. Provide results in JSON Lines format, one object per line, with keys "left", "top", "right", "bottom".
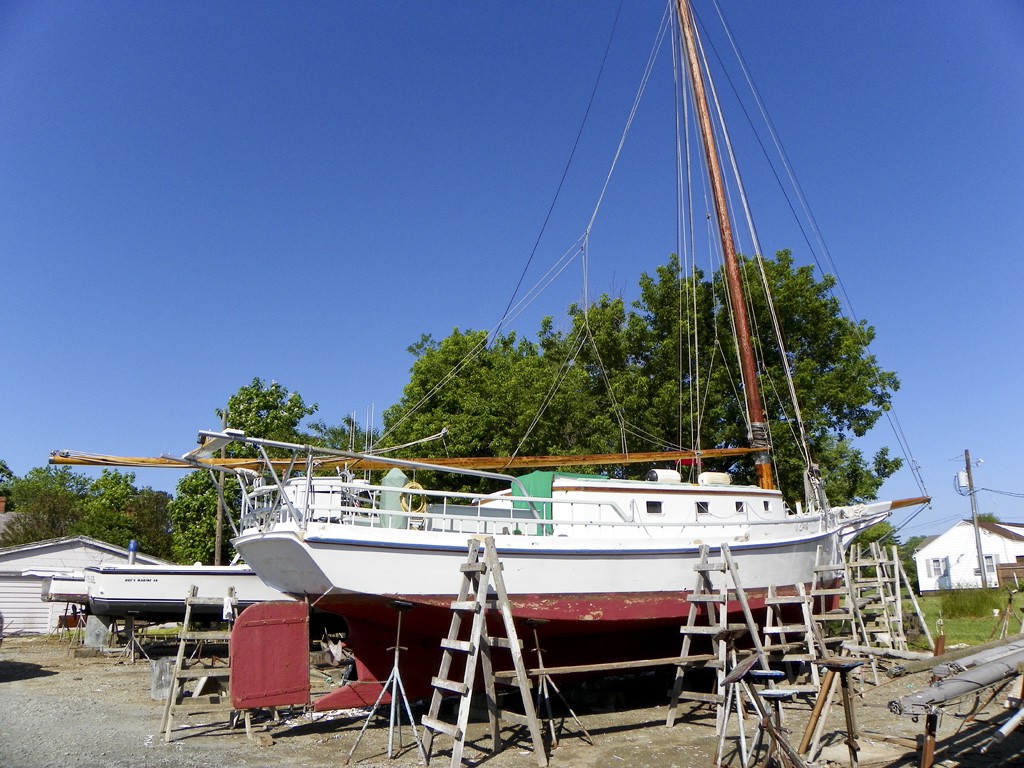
{"left": 0, "top": 536, "right": 167, "bottom": 635}
{"left": 914, "top": 520, "right": 1024, "bottom": 593}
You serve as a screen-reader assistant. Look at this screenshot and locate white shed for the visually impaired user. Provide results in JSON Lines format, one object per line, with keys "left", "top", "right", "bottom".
{"left": 914, "top": 520, "right": 1024, "bottom": 593}
{"left": 0, "top": 536, "right": 167, "bottom": 635}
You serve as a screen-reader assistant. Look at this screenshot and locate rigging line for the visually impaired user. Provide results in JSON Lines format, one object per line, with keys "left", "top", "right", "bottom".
{"left": 696, "top": 20, "right": 812, "bottom": 467}
{"left": 369, "top": 429, "right": 449, "bottom": 455}
{"left": 892, "top": 503, "right": 934, "bottom": 536}
{"left": 671, "top": 10, "right": 702, "bottom": 458}
{"left": 579, "top": 248, "right": 629, "bottom": 454}
{"left": 380, "top": 237, "right": 584, "bottom": 441}
{"left": 671, "top": 10, "right": 686, "bottom": 454}
{"left": 492, "top": 0, "right": 626, "bottom": 345}
{"left": 707, "top": 0, "right": 927, "bottom": 498}
{"left": 583, "top": 3, "right": 670, "bottom": 243}
{"left": 508, "top": 328, "right": 588, "bottom": 463}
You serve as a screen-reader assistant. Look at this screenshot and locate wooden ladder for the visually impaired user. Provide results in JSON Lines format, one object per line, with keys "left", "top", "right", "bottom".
{"left": 810, "top": 546, "right": 867, "bottom": 651}
{"left": 421, "top": 536, "right": 547, "bottom": 767}
{"left": 666, "top": 543, "right": 769, "bottom": 729}
{"left": 160, "top": 586, "right": 238, "bottom": 742}
{"left": 761, "top": 582, "right": 821, "bottom": 693}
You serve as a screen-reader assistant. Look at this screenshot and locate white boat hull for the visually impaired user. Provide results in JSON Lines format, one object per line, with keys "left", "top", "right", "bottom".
{"left": 84, "top": 563, "right": 292, "bottom": 621}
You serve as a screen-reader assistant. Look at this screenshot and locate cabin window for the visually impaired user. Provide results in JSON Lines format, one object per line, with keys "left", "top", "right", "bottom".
{"left": 763, "top": 501, "right": 771, "bottom": 513}
{"left": 927, "top": 558, "right": 947, "bottom": 578}
{"left": 696, "top": 501, "right": 710, "bottom": 515}
{"left": 646, "top": 500, "right": 663, "bottom": 515}
{"left": 735, "top": 501, "right": 745, "bottom": 514}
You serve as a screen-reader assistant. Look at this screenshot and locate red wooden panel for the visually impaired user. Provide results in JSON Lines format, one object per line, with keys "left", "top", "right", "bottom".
{"left": 230, "top": 600, "right": 310, "bottom": 710}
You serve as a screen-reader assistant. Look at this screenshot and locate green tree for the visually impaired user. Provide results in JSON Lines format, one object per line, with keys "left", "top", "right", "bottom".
{"left": 308, "top": 413, "right": 378, "bottom": 453}
{"left": 169, "top": 378, "right": 317, "bottom": 564}
{"left": 852, "top": 521, "right": 900, "bottom": 548}
{"left": 0, "top": 467, "right": 170, "bottom": 555}
{"left": 126, "top": 488, "right": 173, "bottom": 561}
{"left": 0, "top": 467, "right": 89, "bottom": 546}
{"left": 382, "top": 252, "right": 901, "bottom": 505}
{"left": 901, "top": 534, "right": 927, "bottom": 593}
{"left": 71, "top": 470, "right": 138, "bottom": 549}
{"left": 169, "top": 469, "right": 224, "bottom": 564}
{"left": 0, "top": 458, "right": 13, "bottom": 493}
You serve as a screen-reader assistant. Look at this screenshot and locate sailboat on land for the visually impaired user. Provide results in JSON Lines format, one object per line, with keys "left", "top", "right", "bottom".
{"left": 51, "top": 0, "right": 927, "bottom": 708}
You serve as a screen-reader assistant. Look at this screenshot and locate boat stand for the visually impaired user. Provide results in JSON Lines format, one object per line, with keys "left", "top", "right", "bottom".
{"left": 344, "top": 600, "right": 427, "bottom": 765}
{"left": 524, "top": 618, "right": 592, "bottom": 749}
{"left": 798, "top": 658, "right": 866, "bottom": 768}
{"left": 718, "top": 654, "right": 809, "bottom": 768}
{"left": 117, "top": 615, "right": 149, "bottom": 663}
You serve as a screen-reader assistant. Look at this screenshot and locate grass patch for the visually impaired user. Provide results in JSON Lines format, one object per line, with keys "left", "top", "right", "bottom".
{"left": 910, "top": 590, "right": 1020, "bottom": 649}
{"left": 938, "top": 587, "right": 1007, "bottom": 618}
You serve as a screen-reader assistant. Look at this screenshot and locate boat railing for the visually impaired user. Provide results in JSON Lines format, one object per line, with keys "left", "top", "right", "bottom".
{"left": 238, "top": 478, "right": 635, "bottom": 533}
{"left": 238, "top": 476, "right": 824, "bottom": 539}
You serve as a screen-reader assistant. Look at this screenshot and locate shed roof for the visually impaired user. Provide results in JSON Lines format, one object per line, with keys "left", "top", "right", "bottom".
{"left": 0, "top": 535, "right": 168, "bottom": 565}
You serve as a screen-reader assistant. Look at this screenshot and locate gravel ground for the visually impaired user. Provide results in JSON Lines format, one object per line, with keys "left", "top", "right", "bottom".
{"left": 1, "top": 634, "right": 1022, "bottom": 767}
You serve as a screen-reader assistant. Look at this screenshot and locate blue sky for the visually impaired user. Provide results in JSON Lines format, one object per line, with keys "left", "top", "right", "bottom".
{"left": 2, "top": 1, "right": 1022, "bottom": 538}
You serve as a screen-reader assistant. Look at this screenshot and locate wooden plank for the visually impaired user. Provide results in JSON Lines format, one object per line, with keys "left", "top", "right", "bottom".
{"left": 493, "top": 653, "right": 717, "bottom": 679}
{"left": 421, "top": 715, "right": 461, "bottom": 740}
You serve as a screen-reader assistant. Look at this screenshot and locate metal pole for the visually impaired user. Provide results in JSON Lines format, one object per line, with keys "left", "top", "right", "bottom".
{"left": 214, "top": 409, "right": 227, "bottom": 565}
{"left": 965, "top": 449, "right": 987, "bottom": 589}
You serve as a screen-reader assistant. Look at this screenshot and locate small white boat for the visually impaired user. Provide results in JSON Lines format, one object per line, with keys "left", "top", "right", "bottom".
{"left": 83, "top": 562, "right": 292, "bottom": 622}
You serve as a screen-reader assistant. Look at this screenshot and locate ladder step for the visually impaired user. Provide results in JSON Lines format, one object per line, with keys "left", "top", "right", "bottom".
{"left": 460, "top": 562, "right": 486, "bottom": 573}
{"left": 420, "top": 715, "right": 462, "bottom": 740}
{"left": 687, "top": 593, "right": 733, "bottom": 603}
{"left": 168, "top": 696, "right": 234, "bottom": 712}
{"left": 679, "top": 626, "right": 727, "bottom": 636}
{"left": 450, "top": 600, "right": 481, "bottom": 612}
{"left": 774, "top": 653, "right": 816, "bottom": 662}
{"left": 673, "top": 690, "right": 725, "bottom": 705}
{"left": 497, "top": 709, "right": 530, "bottom": 727}
{"left": 764, "top": 596, "right": 809, "bottom": 605}
{"left": 431, "top": 676, "right": 469, "bottom": 695}
{"left": 439, "top": 638, "right": 473, "bottom": 653}
{"left": 694, "top": 563, "right": 728, "bottom": 572}
{"left": 763, "top": 625, "right": 811, "bottom": 634}
{"left": 488, "top": 637, "right": 522, "bottom": 649}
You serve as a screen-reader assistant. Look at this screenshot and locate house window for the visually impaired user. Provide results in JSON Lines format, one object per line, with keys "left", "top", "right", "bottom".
{"left": 696, "top": 501, "right": 710, "bottom": 515}
{"left": 646, "top": 500, "right": 663, "bottom": 515}
{"left": 927, "top": 558, "right": 947, "bottom": 578}
{"left": 984, "top": 554, "right": 998, "bottom": 574}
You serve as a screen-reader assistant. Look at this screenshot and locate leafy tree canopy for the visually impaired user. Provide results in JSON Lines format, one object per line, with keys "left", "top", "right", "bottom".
{"left": 381, "top": 252, "right": 902, "bottom": 505}
{"left": 169, "top": 377, "right": 317, "bottom": 564}
{"left": 0, "top": 467, "right": 172, "bottom": 559}
{"left": 0, "top": 458, "right": 13, "bottom": 490}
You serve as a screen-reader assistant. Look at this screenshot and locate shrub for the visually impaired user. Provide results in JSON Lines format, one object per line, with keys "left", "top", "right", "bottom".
{"left": 939, "top": 587, "right": 1008, "bottom": 619}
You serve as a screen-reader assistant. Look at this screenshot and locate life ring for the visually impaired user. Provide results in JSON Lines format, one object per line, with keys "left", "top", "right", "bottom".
{"left": 400, "top": 481, "right": 427, "bottom": 514}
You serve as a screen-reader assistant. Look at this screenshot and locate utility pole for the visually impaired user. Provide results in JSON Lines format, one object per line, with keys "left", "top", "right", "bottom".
{"left": 964, "top": 449, "right": 988, "bottom": 589}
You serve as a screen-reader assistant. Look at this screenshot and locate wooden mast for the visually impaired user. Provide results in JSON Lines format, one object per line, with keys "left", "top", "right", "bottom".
{"left": 675, "top": 0, "right": 775, "bottom": 490}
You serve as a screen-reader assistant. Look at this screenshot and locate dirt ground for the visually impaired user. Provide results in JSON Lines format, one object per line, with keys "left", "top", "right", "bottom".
{"left": 1, "top": 634, "right": 1022, "bottom": 768}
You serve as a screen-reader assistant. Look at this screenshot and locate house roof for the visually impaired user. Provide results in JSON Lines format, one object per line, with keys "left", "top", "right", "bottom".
{"left": 0, "top": 535, "right": 168, "bottom": 564}
{"left": 978, "top": 520, "right": 1024, "bottom": 542}
{"left": 912, "top": 535, "right": 938, "bottom": 553}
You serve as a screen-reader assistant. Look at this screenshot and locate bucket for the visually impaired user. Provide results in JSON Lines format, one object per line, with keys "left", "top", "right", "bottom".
{"left": 150, "top": 657, "right": 175, "bottom": 701}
